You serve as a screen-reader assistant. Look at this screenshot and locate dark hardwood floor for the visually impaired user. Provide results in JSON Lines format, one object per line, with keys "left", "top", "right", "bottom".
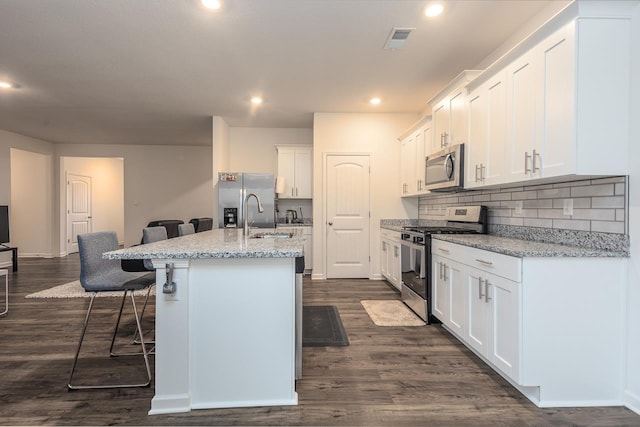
{"left": 1, "top": 255, "right": 639, "bottom": 426}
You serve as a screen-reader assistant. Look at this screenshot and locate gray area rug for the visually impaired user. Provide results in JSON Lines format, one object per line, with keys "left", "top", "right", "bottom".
{"left": 360, "top": 300, "right": 424, "bottom": 326}
{"left": 25, "top": 280, "right": 155, "bottom": 299}
{"left": 303, "top": 305, "right": 349, "bottom": 347}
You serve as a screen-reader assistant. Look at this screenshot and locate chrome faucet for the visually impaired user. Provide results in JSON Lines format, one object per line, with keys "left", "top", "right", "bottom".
{"left": 243, "top": 192, "right": 264, "bottom": 236}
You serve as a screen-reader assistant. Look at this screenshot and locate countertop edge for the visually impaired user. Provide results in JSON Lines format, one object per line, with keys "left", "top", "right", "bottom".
{"left": 432, "top": 234, "right": 629, "bottom": 258}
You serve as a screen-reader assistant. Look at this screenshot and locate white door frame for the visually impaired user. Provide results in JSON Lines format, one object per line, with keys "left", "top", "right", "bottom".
{"left": 322, "top": 152, "right": 372, "bottom": 279}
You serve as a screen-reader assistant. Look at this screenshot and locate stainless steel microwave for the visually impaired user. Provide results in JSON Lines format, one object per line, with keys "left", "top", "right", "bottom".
{"left": 424, "top": 143, "right": 464, "bottom": 192}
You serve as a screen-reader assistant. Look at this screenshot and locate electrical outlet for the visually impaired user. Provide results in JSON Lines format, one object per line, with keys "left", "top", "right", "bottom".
{"left": 563, "top": 199, "right": 573, "bottom": 216}
{"left": 515, "top": 201, "right": 523, "bottom": 214}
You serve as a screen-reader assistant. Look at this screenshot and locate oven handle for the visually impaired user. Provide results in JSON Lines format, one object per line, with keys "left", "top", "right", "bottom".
{"left": 400, "top": 240, "right": 425, "bottom": 251}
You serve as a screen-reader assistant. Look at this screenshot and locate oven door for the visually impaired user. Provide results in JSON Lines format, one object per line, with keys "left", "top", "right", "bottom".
{"left": 400, "top": 239, "right": 426, "bottom": 298}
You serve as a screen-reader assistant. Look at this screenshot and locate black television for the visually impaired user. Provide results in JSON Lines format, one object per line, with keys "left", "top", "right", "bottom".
{"left": 0, "top": 205, "right": 9, "bottom": 244}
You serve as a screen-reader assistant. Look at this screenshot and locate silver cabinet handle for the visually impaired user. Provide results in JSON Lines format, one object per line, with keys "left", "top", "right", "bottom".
{"left": 394, "top": 246, "right": 399, "bottom": 257}
{"left": 532, "top": 149, "right": 541, "bottom": 172}
{"left": 475, "top": 258, "right": 493, "bottom": 266}
{"left": 475, "top": 164, "right": 480, "bottom": 183}
{"left": 438, "top": 247, "right": 450, "bottom": 254}
{"left": 295, "top": 187, "right": 298, "bottom": 196}
{"left": 524, "top": 151, "right": 532, "bottom": 174}
{"left": 443, "top": 263, "right": 448, "bottom": 281}
{"left": 291, "top": 188, "right": 294, "bottom": 197}
{"left": 440, "top": 131, "right": 449, "bottom": 148}
{"left": 478, "top": 277, "right": 485, "bottom": 300}
{"left": 382, "top": 241, "right": 386, "bottom": 251}
{"left": 480, "top": 164, "right": 485, "bottom": 181}
{"left": 485, "top": 280, "right": 492, "bottom": 303}
{"left": 439, "top": 262, "right": 444, "bottom": 280}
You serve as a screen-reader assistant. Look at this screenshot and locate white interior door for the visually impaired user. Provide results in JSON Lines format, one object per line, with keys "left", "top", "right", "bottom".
{"left": 66, "top": 173, "right": 92, "bottom": 254}
{"left": 325, "top": 155, "right": 370, "bottom": 278}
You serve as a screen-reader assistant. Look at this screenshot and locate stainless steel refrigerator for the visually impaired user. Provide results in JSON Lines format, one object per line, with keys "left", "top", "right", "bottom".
{"left": 218, "top": 172, "right": 276, "bottom": 229}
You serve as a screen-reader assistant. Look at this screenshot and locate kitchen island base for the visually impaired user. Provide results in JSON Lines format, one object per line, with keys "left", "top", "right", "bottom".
{"left": 148, "top": 257, "right": 298, "bottom": 415}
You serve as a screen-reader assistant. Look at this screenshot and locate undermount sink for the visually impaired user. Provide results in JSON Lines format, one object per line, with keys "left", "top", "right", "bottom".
{"left": 250, "top": 232, "right": 294, "bottom": 239}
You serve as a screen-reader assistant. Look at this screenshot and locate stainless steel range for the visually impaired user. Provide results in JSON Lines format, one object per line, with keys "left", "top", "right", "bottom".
{"left": 400, "top": 205, "right": 487, "bottom": 323}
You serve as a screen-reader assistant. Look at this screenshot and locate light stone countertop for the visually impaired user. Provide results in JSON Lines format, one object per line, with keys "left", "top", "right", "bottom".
{"left": 104, "top": 228, "right": 304, "bottom": 260}
{"left": 432, "top": 234, "right": 629, "bottom": 258}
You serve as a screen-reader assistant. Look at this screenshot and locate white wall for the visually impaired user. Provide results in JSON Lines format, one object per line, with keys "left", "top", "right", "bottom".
{"left": 228, "top": 127, "right": 312, "bottom": 174}
{"left": 61, "top": 157, "right": 124, "bottom": 247}
{"left": 312, "top": 113, "right": 419, "bottom": 280}
{"left": 56, "top": 144, "right": 213, "bottom": 247}
{"left": 10, "top": 149, "right": 53, "bottom": 257}
{"left": 0, "top": 130, "right": 56, "bottom": 263}
{"left": 625, "top": 2, "right": 640, "bottom": 415}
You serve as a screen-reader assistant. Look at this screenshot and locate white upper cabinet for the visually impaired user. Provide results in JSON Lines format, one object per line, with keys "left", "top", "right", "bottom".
{"left": 506, "top": 48, "right": 539, "bottom": 181}
{"left": 467, "top": 70, "right": 508, "bottom": 189}
{"left": 398, "top": 116, "right": 432, "bottom": 197}
{"left": 465, "top": 5, "right": 631, "bottom": 188}
{"left": 428, "top": 70, "right": 482, "bottom": 155}
{"left": 276, "top": 145, "right": 312, "bottom": 199}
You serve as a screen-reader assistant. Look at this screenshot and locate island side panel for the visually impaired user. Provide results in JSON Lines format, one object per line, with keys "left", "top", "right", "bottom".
{"left": 149, "top": 259, "right": 192, "bottom": 415}
{"left": 188, "top": 257, "right": 298, "bottom": 409}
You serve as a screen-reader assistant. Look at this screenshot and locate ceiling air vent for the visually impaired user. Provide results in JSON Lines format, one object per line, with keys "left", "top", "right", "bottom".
{"left": 384, "top": 27, "right": 415, "bottom": 50}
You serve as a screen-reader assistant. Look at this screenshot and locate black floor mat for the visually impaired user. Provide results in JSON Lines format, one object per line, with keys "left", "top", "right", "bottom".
{"left": 302, "top": 305, "right": 349, "bottom": 347}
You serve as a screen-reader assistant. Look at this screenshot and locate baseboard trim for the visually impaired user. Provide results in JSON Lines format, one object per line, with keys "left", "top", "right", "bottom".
{"left": 311, "top": 273, "right": 325, "bottom": 280}
{"left": 624, "top": 389, "right": 640, "bottom": 415}
{"left": 18, "top": 252, "right": 54, "bottom": 258}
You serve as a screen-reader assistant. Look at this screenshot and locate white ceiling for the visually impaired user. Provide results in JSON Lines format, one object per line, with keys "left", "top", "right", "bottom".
{"left": 0, "top": 0, "right": 555, "bottom": 146}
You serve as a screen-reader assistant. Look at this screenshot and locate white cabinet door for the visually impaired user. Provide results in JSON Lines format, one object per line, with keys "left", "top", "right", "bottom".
{"left": 447, "top": 259, "right": 466, "bottom": 337}
{"left": 302, "top": 226, "right": 313, "bottom": 270}
{"left": 466, "top": 87, "right": 488, "bottom": 189}
{"left": 466, "top": 269, "right": 489, "bottom": 356}
{"left": 538, "top": 24, "right": 575, "bottom": 178}
{"left": 277, "top": 148, "right": 296, "bottom": 198}
{"left": 484, "top": 71, "right": 508, "bottom": 186}
{"left": 276, "top": 146, "right": 312, "bottom": 199}
{"left": 390, "top": 242, "right": 401, "bottom": 290}
{"left": 449, "top": 88, "right": 467, "bottom": 146}
{"left": 486, "top": 272, "right": 520, "bottom": 381}
{"left": 414, "top": 130, "right": 425, "bottom": 193}
{"left": 294, "top": 148, "right": 312, "bottom": 198}
{"left": 380, "top": 240, "right": 389, "bottom": 280}
{"left": 432, "top": 255, "right": 449, "bottom": 323}
{"left": 507, "top": 50, "right": 538, "bottom": 182}
{"left": 400, "top": 136, "right": 415, "bottom": 196}
{"left": 432, "top": 102, "right": 449, "bottom": 152}
{"left": 418, "top": 125, "right": 431, "bottom": 190}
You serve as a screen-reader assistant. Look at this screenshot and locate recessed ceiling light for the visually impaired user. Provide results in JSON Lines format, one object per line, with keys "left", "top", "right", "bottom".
{"left": 425, "top": 3, "right": 444, "bottom": 17}
{"left": 201, "top": 0, "right": 221, "bottom": 10}
{"left": 0, "top": 81, "right": 16, "bottom": 89}
{"left": 251, "top": 97, "right": 263, "bottom": 105}
{"left": 370, "top": 97, "right": 381, "bottom": 105}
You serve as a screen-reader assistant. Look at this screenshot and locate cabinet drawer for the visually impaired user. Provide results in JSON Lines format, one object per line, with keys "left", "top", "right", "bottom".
{"left": 380, "top": 228, "right": 401, "bottom": 242}
{"left": 432, "top": 240, "right": 521, "bottom": 282}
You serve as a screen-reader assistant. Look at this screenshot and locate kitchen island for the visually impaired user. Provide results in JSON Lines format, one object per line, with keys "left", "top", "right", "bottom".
{"left": 105, "top": 228, "right": 304, "bottom": 415}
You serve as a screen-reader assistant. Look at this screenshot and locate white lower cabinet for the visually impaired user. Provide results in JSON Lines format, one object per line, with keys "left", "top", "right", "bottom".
{"left": 380, "top": 228, "right": 401, "bottom": 290}
{"left": 432, "top": 239, "right": 626, "bottom": 408}
{"left": 466, "top": 268, "right": 520, "bottom": 381}
{"left": 277, "top": 226, "right": 312, "bottom": 272}
{"left": 432, "top": 255, "right": 465, "bottom": 337}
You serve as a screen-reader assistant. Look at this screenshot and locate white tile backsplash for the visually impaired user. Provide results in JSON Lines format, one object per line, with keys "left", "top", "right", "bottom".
{"left": 418, "top": 176, "right": 628, "bottom": 235}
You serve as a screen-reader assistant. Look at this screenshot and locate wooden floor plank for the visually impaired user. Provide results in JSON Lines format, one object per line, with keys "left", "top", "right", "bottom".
{"left": 0, "top": 255, "right": 638, "bottom": 425}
